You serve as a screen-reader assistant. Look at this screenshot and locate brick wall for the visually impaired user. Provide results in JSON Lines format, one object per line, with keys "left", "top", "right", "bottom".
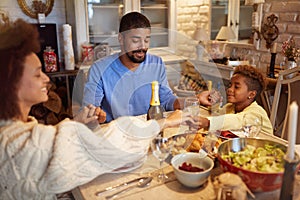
{"left": 223, "top": 0, "right": 300, "bottom": 74}
{"left": 260, "top": 0, "right": 300, "bottom": 73}
{"left": 175, "top": 0, "right": 210, "bottom": 59}
{"left": 176, "top": 0, "right": 300, "bottom": 74}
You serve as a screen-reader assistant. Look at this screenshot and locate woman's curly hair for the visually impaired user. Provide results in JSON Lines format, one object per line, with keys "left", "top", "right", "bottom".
{"left": 233, "top": 65, "right": 267, "bottom": 97}
{"left": 0, "top": 18, "right": 40, "bottom": 120}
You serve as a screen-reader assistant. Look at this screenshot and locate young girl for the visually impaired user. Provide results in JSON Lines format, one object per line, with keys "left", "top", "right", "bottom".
{"left": 196, "top": 65, "right": 273, "bottom": 135}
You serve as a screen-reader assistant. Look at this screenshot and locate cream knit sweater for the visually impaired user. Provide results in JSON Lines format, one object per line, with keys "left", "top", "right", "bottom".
{"left": 0, "top": 116, "right": 160, "bottom": 200}
{"left": 208, "top": 101, "right": 273, "bottom": 135}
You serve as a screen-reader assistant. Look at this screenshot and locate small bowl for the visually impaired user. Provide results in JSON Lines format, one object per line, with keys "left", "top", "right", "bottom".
{"left": 171, "top": 152, "right": 214, "bottom": 188}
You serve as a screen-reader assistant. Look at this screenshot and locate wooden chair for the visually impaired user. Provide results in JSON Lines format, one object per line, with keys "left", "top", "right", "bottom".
{"left": 258, "top": 76, "right": 278, "bottom": 117}
{"left": 269, "top": 67, "right": 300, "bottom": 143}
{"left": 260, "top": 89, "right": 274, "bottom": 117}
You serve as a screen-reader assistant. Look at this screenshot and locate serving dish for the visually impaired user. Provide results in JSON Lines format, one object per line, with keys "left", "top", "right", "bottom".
{"left": 217, "top": 137, "right": 299, "bottom": 192}
{"left": 169, "top": 132, "right": 223, "bottom": 158}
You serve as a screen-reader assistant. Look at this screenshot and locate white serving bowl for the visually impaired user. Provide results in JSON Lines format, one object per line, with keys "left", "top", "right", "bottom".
{"left": 171, "top": 152, "right": 214, "bottom": 188}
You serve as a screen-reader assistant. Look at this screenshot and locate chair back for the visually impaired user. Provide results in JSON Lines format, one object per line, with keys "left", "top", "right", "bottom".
{"left": 270, "top": 67, "right": 300, "bottom": 143}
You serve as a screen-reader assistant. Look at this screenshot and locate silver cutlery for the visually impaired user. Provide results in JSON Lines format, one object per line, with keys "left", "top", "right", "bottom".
{"left": 105, "top": 176, "right": 153, "bottom": 199}
{"left": 95, "top": 176, "right": 150, "bottom": 196}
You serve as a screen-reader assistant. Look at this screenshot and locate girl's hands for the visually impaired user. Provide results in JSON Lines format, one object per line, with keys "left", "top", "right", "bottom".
{"left": 160, "top": 110, "right": 210, "bottom": 131}
{"left": 197, "top": 89, "right": 222, "bottom": 106}
{"left": 160, "top": 110, "right": 199, "bottom": 130}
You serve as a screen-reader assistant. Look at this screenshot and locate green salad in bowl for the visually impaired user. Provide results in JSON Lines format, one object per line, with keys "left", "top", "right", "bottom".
{"left": 217, "top": 138, "right": 298, "bottom": 192}
{"left": 221, "top": 144, "right": 285, "bottom": 173}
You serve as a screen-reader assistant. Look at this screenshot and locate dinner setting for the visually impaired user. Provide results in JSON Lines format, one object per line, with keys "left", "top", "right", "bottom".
{"left": 73, "top": 107, "right": 300, "bottom": 200}
{"left": 71, "top": 58, "right": 300, "bottom": 199}
{"left": 1, "top": 1, "right": 300, "bottom": 200}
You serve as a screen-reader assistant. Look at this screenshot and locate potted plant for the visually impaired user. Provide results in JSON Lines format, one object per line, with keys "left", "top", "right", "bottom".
{"left": 281, "top": 38, "right": 300, "bottom": 70}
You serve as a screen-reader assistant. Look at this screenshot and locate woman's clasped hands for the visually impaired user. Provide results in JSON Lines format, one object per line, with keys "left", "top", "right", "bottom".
{"left": 74, "top": 104, "right": 106, "bottom": 125}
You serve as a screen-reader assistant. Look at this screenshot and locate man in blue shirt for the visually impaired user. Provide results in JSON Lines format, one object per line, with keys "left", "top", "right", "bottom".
{"left": 82, "top": 12, "right": 179, "bottom": 122}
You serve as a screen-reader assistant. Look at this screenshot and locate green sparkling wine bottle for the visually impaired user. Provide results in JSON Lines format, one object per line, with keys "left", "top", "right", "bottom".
{"left": 147, "top": 81, "right": 164, "bottom": 120}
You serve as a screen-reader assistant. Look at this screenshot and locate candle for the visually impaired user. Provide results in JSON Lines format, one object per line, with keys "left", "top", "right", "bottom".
{"left": 286, "top": 101, "right": 298, "bottom": 160}
{"left": 271, "top": 42, "right": 277, "bottom": 53}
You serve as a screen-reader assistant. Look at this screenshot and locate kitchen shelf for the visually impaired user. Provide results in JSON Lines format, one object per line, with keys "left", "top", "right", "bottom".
{"left": 151, "top": 32, "right": 168, "bottom": 36}
{"left": 89, "top": 32, "right": 167, "bottom": 40}
{"left": 90, "top": 34, "right": 118, "bottom": 38}
{"left": 92, "top": 4, "right": 124, "bottom": 9}
{"left": 141, "top": 6, "right": 167, "bottom": 9}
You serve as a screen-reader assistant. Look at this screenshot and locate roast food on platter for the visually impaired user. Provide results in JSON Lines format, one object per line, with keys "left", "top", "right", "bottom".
{"left": 170, "top": 131, "right": 223, "bottom": 157}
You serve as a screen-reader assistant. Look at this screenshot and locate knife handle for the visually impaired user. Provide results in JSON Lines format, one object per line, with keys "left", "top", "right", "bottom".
{"left": 95, "top": 177, "right": 146, "bottom": 196}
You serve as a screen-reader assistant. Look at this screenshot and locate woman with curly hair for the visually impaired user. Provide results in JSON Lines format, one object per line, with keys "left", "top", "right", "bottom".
{"left": 0, "top": 18, "right": 197, "bottom": 199}
{"left": 196, "top": 65, "right": 273, "bottom": 135}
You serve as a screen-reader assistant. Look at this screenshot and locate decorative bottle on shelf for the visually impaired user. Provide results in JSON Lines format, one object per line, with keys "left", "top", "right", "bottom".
{"left": 147, "top": 81, "right": 164, "bottom": 120}
{"left": 43, "top": 46, "right": 58, "bottom": 72}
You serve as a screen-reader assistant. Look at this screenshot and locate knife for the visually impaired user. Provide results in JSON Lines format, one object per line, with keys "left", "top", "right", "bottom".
{"left": 95, "top": 176, "right": 148, "bottom": 196}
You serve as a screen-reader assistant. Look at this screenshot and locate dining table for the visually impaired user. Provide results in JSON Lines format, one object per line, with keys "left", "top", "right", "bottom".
{"left": 72, "top": 108, "right": 300, "bottom": 200}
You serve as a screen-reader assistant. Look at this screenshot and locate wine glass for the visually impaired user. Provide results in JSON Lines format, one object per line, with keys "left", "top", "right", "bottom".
{"left": 242, "top": 114, "right": 262, "bottom": 138}
{"left": 184, "top": 97, "right": 200, "bottom": 116}
{"left": 150, "top": 136, "right": 173, "bottom": 183}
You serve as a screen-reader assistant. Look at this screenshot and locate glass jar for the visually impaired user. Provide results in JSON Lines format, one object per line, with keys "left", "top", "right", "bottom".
{"left": 94, "top": 42, "right": 112, "bottom": 61}
{"left": 81, "top": 43, "right": 94, "bottom": 65}
{"left": 43, "top": 46, "right": 58, "bottom": 72}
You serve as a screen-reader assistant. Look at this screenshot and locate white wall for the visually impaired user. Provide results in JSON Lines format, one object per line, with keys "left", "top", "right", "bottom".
{"left": 0, "top": 0, "right": 67, "bottom": 64}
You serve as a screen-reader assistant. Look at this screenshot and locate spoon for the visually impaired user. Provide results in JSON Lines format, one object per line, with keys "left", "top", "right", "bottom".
{"left": 199, "top": 148, "right": 215, "bottom": 160}
{"left": 199, "top": 148, "right": 208, "bottom": 159}
{"left": 105, "top": 177, "right": 152, "bottom": 199}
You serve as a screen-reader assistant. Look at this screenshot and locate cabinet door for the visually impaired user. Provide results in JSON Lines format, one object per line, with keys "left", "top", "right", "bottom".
{"left": 87, "top": 0, "right": 124, "bottom": 47}
{"left": 211, "top": 0, "right": 253, "bottom": 41}
{"left": 140, "top": 0, "right": 169, "bottom": 48}
{"left": 86, "top": 0, "right": 171, "bottom": 48}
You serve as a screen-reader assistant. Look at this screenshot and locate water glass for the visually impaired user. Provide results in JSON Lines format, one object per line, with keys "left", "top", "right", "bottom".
{"left": 242, "top": 114, "right": 262, "bottom": 138}
{"left": 184, "top": 97, "right": 200, "bottom": 116}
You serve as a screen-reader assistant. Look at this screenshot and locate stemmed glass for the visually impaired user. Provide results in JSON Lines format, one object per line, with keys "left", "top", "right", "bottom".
{"left": 242, "top": 114, "right": 263, "bottom": 138}
{"left": 150, "top": 136, "right": 173, "bottom": 183}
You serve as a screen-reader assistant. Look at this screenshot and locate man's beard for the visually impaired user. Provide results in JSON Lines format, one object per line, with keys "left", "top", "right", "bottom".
{"left": 126, "top": 49, "right": 147, "bottom": 63}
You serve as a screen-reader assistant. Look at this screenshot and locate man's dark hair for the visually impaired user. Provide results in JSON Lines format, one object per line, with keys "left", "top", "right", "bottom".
{"left": 119, "top": 12, "right": 151, "bottom": 33}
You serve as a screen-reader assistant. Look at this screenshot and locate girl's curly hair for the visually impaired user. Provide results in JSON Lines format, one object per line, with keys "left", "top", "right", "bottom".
{"left": 233, "top": 65, "right": 266, "bottom": 97}
{"left": 0, "top": 18, "right": 40, "bottom": 120}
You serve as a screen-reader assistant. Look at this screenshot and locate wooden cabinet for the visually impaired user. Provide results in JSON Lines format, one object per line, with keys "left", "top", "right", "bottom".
{"left": 70, "top": 0, "right": 175, "bottom": 58}
{"left": 211, "top": 0, "right": 253, "bottom": 41}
